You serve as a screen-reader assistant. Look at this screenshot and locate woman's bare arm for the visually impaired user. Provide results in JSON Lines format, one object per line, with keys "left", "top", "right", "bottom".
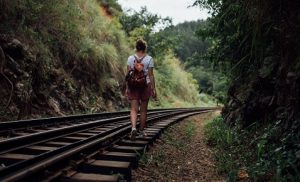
{"left": 125, "top": 65, "right": 131, "bottom": 91}
{"left": 148, "top": 68, "right": 156, "bottom": 98}
{"left": 148, "top": 68, "right": 155, "bottom": 88}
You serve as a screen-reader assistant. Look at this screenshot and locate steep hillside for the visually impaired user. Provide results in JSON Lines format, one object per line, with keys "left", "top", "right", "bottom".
{"left": 0, "top": 0, "right": 130, "bottom": 121}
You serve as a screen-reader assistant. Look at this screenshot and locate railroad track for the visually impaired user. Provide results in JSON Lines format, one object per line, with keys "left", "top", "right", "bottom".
{"left": 0, "top": 109, "right": 187, "bottom": 152}
{"left": 0, "top": 108, "right": 215, "bottom": 182}
{"left": 0, "top": 108, "right": 181, "bottom": 140}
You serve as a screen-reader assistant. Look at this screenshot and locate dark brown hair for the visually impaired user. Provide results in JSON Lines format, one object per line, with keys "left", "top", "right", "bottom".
{"left": 136, "top": 39, "right": 147, "bottom": 52}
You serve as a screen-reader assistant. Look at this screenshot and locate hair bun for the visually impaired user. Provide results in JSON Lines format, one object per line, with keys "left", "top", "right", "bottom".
{"left": 136, "top": 39, "right": 147, "bottom": 52}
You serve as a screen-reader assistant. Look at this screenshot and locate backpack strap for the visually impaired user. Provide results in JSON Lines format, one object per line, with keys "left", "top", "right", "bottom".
{"left": 146, "top": 58, "right": 152, "bottom": 69}
{"left": 134, "top": 55, "right": 146, "bottom": 63}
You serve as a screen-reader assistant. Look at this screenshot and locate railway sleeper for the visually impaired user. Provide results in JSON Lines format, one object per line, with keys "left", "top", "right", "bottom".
{"left": 61, "top": 172, "right": 119, "bottom": 182}
{"left": 13, "top": 145, "right": 58, "bottom": 155}
{"left": 117, "top": 139, "right": 149, "bottom": 148}
{"left": 123, "top": 136, "right": 154, "bottom": 146}
{"left": 61, "top": 116, "right": 180, "bottom": 181}
{"left": 74, "top": 133, "right": 97, "bottom": 137}
{"left": 0, "top": 153, "right": 35, "bottom": 166}
{"left": 0, "top": 110, "right": 207, "bottom": 182}
{"left": 79, "top": 160, "right": 131, "bottom": 181}
{"left": 95, "top": 151, "right": 138, "bottom": 169}
{"left": 108, "top": 145, "right": 145, "bottom": 154}
{"left": 44, "top": 141, "right": 73, "bottom": 147}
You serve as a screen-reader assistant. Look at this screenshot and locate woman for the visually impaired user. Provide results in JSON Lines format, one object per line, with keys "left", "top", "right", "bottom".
{"left": 126, "top": 39, "right": 157, "bottom": 140}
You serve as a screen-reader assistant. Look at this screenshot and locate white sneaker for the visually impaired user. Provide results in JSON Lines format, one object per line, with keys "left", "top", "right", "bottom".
{"left": 140, "top": 130, "right": 147, "bottom": 137}
{"left": 130, "top": 128, "right": 137, "bottom": 140}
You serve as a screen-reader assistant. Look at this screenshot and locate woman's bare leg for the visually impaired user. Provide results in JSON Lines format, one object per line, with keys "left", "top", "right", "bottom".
{"left": 130, "top": 100, "right": 139, "bottom": 129}
{"left": 140, "top": 99, "right": 149, "bottom": 130}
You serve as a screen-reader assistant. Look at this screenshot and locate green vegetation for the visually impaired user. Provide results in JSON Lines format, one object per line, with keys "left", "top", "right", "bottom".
{"left": 0, "top": 0, "right": 131, "bottom": 119}
{"left": 2, "top": 0, "right": 129, "bottom": 84}
{"left": 3, "top": 1, "right": 298, "bottom": 180}
{"left": 205, "top": 117, "right": 300, "bottom": 181}
{"left": 150, "top": 53, "right": 201, "bottom": 108}
{"left": 204, "top": 117, "right": 237, "bottom": 178}
{"left": 0, "top": 0, "right": 219, "bottom": 120}
{"left": 195, "top": 0, "right": 300, "bottom": 180}
{"left": 149, "top": 19, "right": 228, "bottom": 103}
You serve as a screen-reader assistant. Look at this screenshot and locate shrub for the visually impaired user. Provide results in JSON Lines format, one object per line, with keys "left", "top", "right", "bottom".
{"left": 149, "top": 52, "right": 202, "bottom": 108}
{"left": 204, "top": 116, "right": 300, "bottom": 181}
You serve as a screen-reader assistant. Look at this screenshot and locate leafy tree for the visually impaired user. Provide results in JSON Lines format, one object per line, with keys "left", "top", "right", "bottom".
{"left": 194, "top": 0, "right": 300, "bottom": 180}
{"left": 155, "top": 20, "right": 228, "bottom": 100}
{"left": 119, "top": 7, "right": 173, "bottom": 55}
{"left": 119, "top": 7, "right": 160, "bottom": 36}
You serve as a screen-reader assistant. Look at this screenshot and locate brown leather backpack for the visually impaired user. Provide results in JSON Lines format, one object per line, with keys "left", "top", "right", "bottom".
{"left": 127, "top": 56, "right": 147, "bottom": 89}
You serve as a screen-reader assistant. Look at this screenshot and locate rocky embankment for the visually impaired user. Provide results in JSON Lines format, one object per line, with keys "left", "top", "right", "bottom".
{"left": 0, "top": 35, "right": 126, "bottom": 121}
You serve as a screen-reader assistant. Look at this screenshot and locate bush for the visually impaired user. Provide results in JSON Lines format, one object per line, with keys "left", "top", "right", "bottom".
{"left": 0, "top": 0, "right": 133, "bottom": 117}
{"left": 149, "top": 53, "right": 203, "bottom": 108}
{"left": 1, "top": 0, "right": 130, "bottom": 87}
{"left": 204, "top": 117, "right": 300, "bottom": 181}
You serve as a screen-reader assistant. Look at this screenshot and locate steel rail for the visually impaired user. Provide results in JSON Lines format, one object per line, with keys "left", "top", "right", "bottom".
{"left": 0, "top": 109, "right": 197, "bottom": 140}
{"left": 45, "top": 109, "right": 214, "bottom": 182}
{"left": 0, "top": 108, "right": 216, "bottom": 182}
{"left": 0, "top": 109, "right": 181, "bottom": 154}
{"left": 0, "top": 110, "right": 194, "bottom": 182}
{"left": 0, "top": 108, "right": 199, "bottom": 132}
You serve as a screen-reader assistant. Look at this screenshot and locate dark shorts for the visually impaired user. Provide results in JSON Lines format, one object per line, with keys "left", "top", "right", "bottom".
{"left": 128, "top": 85, "right": 152, "bottom": 101}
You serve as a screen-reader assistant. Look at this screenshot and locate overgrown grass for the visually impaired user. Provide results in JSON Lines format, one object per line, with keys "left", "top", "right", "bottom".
{"left": 1, "top": 0, "right": 130, "bottom": 89}
{"left": 204, "top": 117, "right": 239, "bottom": 181}
{"left": 204, "top": 116, "right": 300, "bottom": 181}
{"left": 148, "top": 52, "right": 217, "bottom": 108}
{"left": 0, "top": 0, "right": 132, "bottom": 115}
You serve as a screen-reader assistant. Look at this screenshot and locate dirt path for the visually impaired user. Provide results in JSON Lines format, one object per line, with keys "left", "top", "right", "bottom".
{"left": 132, "top": 112, "right": 224, "bottom": 182}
